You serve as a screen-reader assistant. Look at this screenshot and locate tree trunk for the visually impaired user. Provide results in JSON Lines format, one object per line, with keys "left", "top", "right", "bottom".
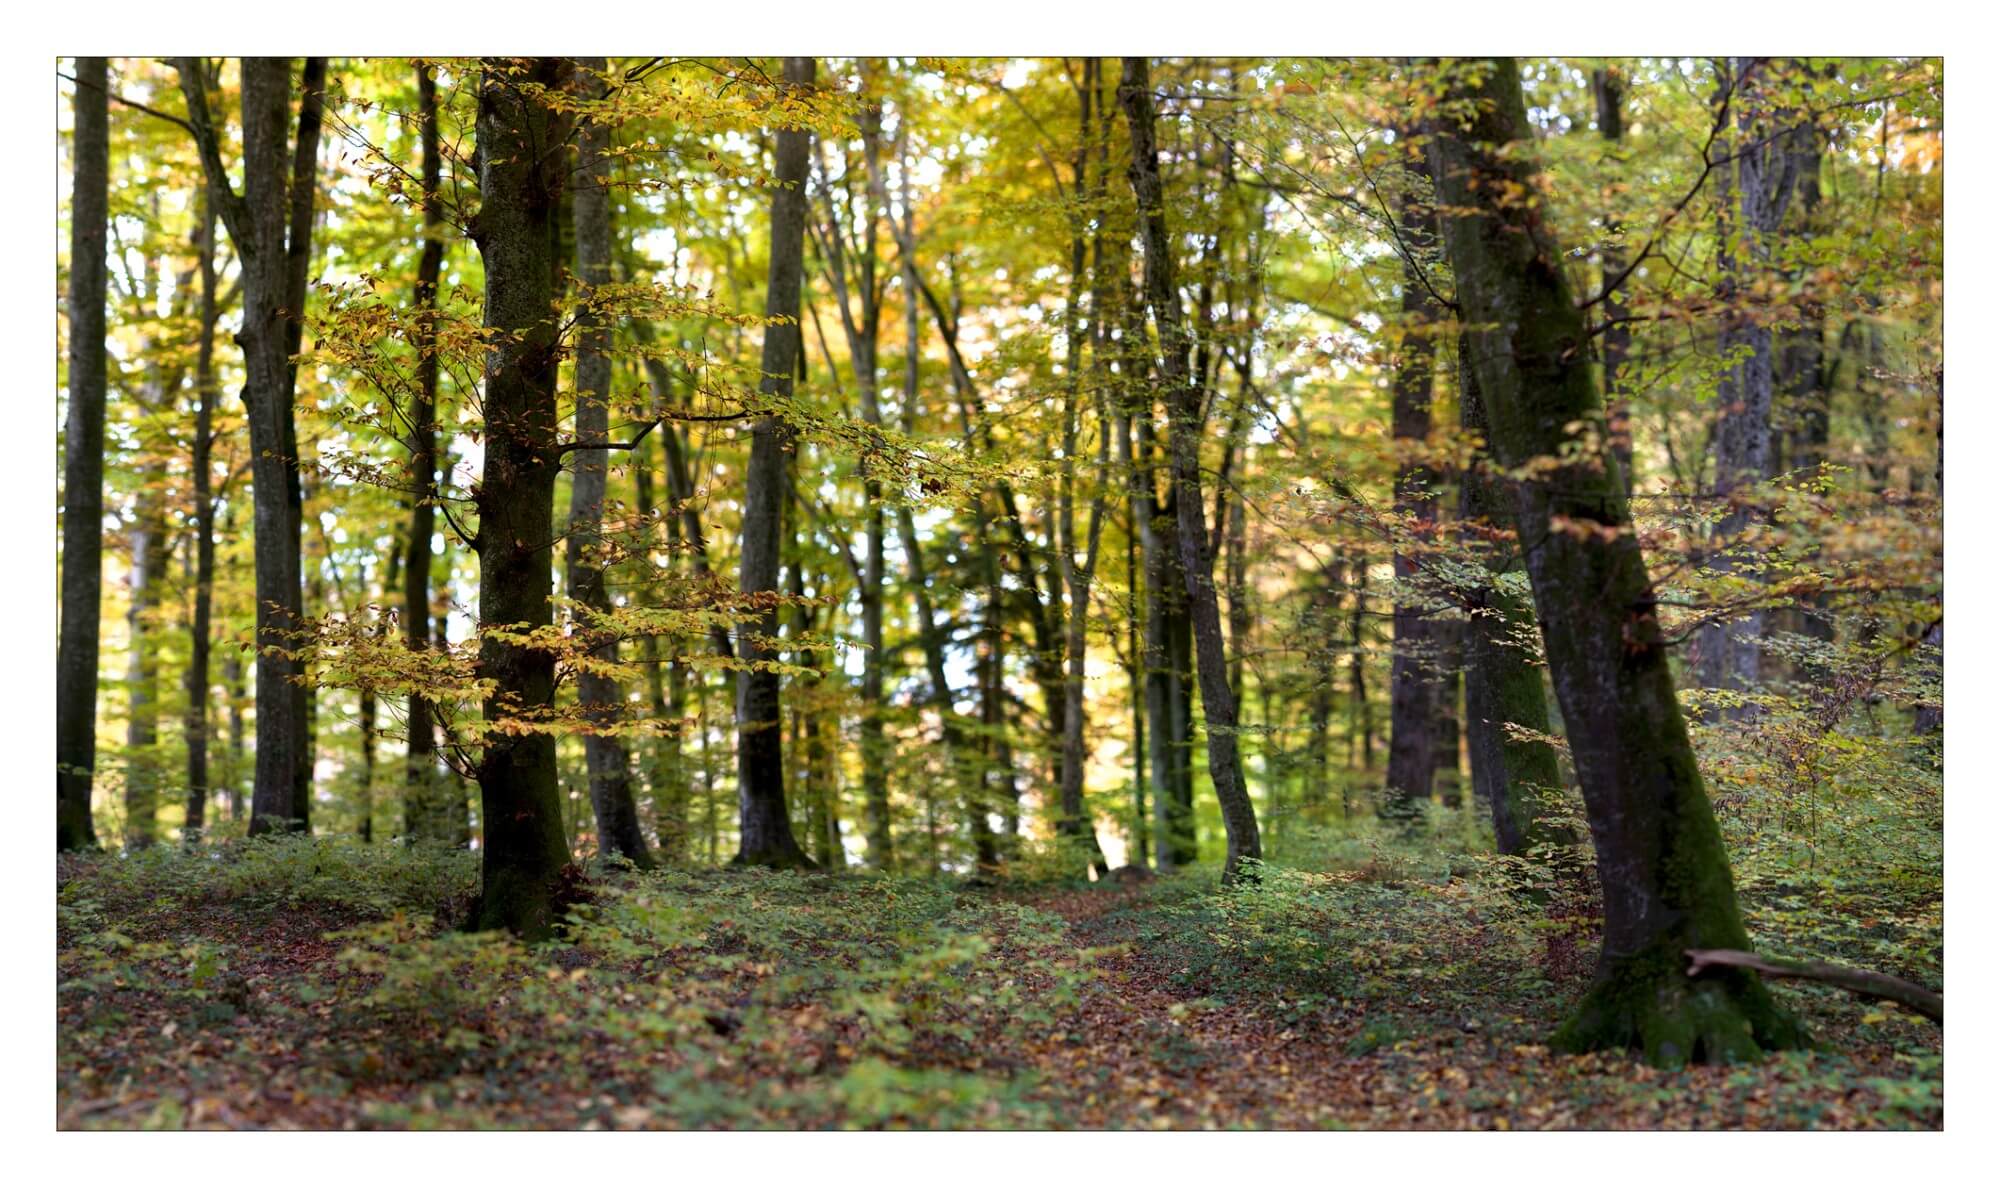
{"left": 1429, "top": 58, "right": 1804, "bottom": 1066}
{"left": 732, "top": 57, "right": 816, "bottom": 869}
{"left": 1592, "top": 66, "right": 1635, "bottom": 497}
{"left": 1384, "top": 168, "right": 1443, "bottom": 826}
{"left": 124, "top": 471, "right": 165, "bottom": 850}
{"left": 564, "top": 58, "right": 651, "bottom": 869}
{"left": 1696, "top": 58, "right": 1798, "bottom": 704}
{"left": 404, "top": 61, "right": 458, "bottom": 846}
{"left": 178, "top": 57, "right": 313, "bottom": 836}
{"left": 1457, "top": 341, "right": 1571, "bottom": 860}
{"left": 1120, "top": 57, "right": 1261, "bottom": 883}
{"left": 58, "top": 57, "right": 109, "bottom": 851}
{"left": 182, "top": 182, "right": 222, "bottom": 842}
{"left": 467, "top": 57, "right": 577, "bottom": 937}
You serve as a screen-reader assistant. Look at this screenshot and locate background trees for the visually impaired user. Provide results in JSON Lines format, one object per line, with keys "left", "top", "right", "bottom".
{"left": 57, "top": 55, "right": 1940, "bottom": 1065}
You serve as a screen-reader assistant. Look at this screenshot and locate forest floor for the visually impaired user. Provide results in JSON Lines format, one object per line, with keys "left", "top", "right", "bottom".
{"left": 55, "top": 837, "right": 1942, "bottom": 1130}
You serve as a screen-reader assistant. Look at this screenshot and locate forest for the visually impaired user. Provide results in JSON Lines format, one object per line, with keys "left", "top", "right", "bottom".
{"left": 54, "top": 55, "right": 1942, "bottom": 1131}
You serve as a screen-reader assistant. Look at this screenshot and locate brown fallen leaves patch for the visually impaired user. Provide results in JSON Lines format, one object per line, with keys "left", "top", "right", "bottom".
{"left": 57, "top": 870, "right": 1940, "bottom": 1131}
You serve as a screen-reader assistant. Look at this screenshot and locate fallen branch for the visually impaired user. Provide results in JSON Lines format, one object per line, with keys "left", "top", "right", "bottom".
{"left": 1686, "top": 949, "right": 1941, "bottom": 1024}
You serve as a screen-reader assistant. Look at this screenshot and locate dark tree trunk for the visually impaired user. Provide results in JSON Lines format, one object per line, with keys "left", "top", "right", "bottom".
{"left": 1592, "top": 66, "right": 1635, "bottom": 496}
{"left": 405, "top": 61, "right": 457, "bottom": 846}
{"left": 467, "top": 57, "right": 577, "bottom": 937}
{"left": 1384, "top": 167, "right": 1443, "bottom": 826}
{"left": 179, "top": 57, "right": 314, "bottom": 837}
{"left": 1429, "top": 58, "right": 1804, "bottom": 1066}
{"left": 182, "top": 182, "right": 222, "bottom": 842}
{"left": 732, "top": 57, "right": 816, "bottom": 869}
{"left": 565, "top": 57, "right": 651, "bottom": 869}
{"left": 1120, "top": 57, "right": 1261, "bottom": 882}
{"left": 58, "top": 57, "right": 109, "bottom": 851}
{"left": 1457, "top": 341, "right": 1570, "bottom": 860}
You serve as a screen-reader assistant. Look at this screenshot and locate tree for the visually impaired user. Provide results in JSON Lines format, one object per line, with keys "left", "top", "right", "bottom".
{"left": 1119, "top": 57, "right": 1262, "bottom": 883}
{"left": 58, "top": 57, "right": 109, "bottom": 851}
{"left": 468, "top": 56, "right": 577, "bottom": 936}
{"left": 404, "top": 61, "right": 459, "bottom": 846}
{"left": 1427, "top": 56, "right": 1804, "bottom": 1065}
{"left": 731, "top": 56, "right": 816, "bottom": 870}
{"left": 177, "top": 57, "right": 322, "bottom": 835}
{"left": 565, "top": 57, "right": 652, "bottom": 869}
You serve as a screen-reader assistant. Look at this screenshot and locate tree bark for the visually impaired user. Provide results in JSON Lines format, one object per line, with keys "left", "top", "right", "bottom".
{"left": 1591, "top": 66, "right": 1635, "bottom": 497}
{"left": 404, "top": 61, "right": 459, "bottom": 846}
{"left": 178, "top": 57, "right": 313, "bottom": 836}
{"left": 58, "top": 57, "right": 109, "bottom": 851}
{"left": 1120, "top": 57, "right": 1261, "bottom": 883}
{"left": 1429, "top": 57, "right": 1803, "bottom": 1066}
{"left": 468, "top": 57, "right": 577, "bottom": 937}
{"left": 123, "top": 469, "right": 165, "bottom": 850}
{"left": 182, "top": 179, "right": 223, "bottom": 842}
{"left": 1457, "top": 341, "right": 1571, "bottom": 860}
{"left": 565, "top": 58, "right": 652, "bottom": 869}
{"left": 732, "top": 57, "right": 816, "bottom": 869}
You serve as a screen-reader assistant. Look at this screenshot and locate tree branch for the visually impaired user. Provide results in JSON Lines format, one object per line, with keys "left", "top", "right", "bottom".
{"left": 1685, "top": 949, "right": 1942, "bottom": 1024}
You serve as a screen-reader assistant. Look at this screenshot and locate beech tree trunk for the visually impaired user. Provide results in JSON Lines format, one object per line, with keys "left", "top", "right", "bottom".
{"left": 183, "top": 181, "right": 222, "bottom": 842}
{"left": 1384, "top": 167, "right": 1443, "bottom": 826}
{"left": 1429, "top": 57, "right": 1803, "bottom": 1066}
{"left": 565, "top": 57, "right": 651, "bottom": 869}
{"left": 468, "top": 57, "right": 577, "bottom": 937}
{"left": 732, "top": 57, "right": 816, "bottom": 869}
{"left": 1457, "top": 342, "right": 1570, "bottom": 860}
{"left": 1592, "top": 66, "right": 1635, "bottom": 496}
{"left": 404, "top": 61, "right": 459, "bottom": 846}
{"left": 58, "top": 57, "right": 109, "bottom": 851}
{"left": 178, "top": 57, "right": 314, "bottom": 836}
{"left": 1120, "top": 57, "right": 1261, "bottom": 882}
{"left": 124, "top": 472, "right": 165, "bottom": 850}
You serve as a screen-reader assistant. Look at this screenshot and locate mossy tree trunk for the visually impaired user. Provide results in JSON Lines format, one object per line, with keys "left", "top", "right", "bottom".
{"left": 1456, "top": 341, "right": 1572, "bottom": 861}
{"left": 1427, "top": 57, "right": 1805, "bottom": 1067}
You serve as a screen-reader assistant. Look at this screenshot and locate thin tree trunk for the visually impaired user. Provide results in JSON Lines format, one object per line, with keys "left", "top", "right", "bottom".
{"left": 732, "top": 57, "right": 816, "bottom": 869}
{"left": 178, "top": 57, "right": 315, "bottom": 836}
{"left": 404, "top": 61, "right": 456, "bottom": 846}
{"left": 565, "top": 58, "right": 651, "bottom": 869}
{"left": 1120, "top": 57, "right": 1261, "bottom": 883}
{"left": 58, "top": 57, "right": 109, "bottom": 851}
{"left": 124, "top": 470, "right": 165, "bottom": 850}
{"left": 1430, "top": 58, "right": 1804, "bottom": 1065}
{"left": 1592, "top": 66, "right": 1635, "bottom": 496}
{"left": 182, "top": 182, "right": 222, "bottom": 842}
{"left": 1384, "top": 162, "right": 1443, "bottom": 825}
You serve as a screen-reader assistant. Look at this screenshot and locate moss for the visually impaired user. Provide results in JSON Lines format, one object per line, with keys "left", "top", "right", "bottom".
{"left": 1552, "top": 939, "right": 1809, "bottom": 1068}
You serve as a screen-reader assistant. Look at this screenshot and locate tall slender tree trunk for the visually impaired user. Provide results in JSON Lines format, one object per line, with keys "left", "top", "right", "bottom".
{"left": 1592, "top": 65, "right": 1635, "bottom": 497}
{"left": 124, "top": 473, "right": 165, "bottom": 850}
{"left": 178, "top": 57, "right": 318, "bottom": 836}
{"left": 405, "top": 61, "right": 458, "bottom": 846}
{"left": 1384, "top": 165, "right": 1443, "bottom": 825}
{"left": 182, "top": 183, "right": 222, "bottom": 842}
{"left": 58, "top": 57, "right": 109, "bottom": 851}
{"left": 732, "top": 57, "right": 816, "bottom": 869}
{"left": 1430, "top": 58, "right": 1803, "bottom": 1065}
{"left": 467, "top": 57, "right": 576, "bottom": 937}
{"left": 565, "top": 58, "right": 651, "bottom": 869}
{"left": 1120, "top": 57, "right": 1261, "bottom": 882}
